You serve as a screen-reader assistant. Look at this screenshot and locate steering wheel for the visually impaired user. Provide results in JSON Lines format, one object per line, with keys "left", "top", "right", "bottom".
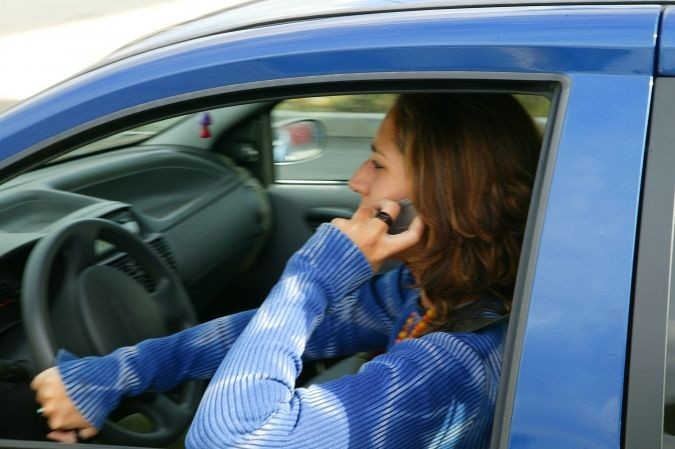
{"left": 22, "top": 218, "right": 202, "bottom": 447}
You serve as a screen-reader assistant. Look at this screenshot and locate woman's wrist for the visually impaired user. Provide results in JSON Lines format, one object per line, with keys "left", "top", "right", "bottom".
{"left": 56, "top": 350, "right": 128, "bottom": 429}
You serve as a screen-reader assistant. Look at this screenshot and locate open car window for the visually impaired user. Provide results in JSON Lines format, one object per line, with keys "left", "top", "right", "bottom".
{"left": 272, "top": 93, "right": 550, "bottom": 182}
{"left": 0, "top": 86, "right": 557, "bottom": 446}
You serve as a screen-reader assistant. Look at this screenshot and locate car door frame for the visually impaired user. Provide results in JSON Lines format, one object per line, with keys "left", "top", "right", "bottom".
{"left": 0, "top": 5, "right": 661, "bottom": 449}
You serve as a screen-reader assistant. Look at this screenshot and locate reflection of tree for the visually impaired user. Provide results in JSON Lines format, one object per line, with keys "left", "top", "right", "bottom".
{"left": 279, "top": 93, "right": 550, "bottom": 121}
{"left": 514, "top": 94, "right": 550, "bottom": 119}
{"left": 277, "top": 94, "right": 397, "bottom": 113}
{"left": 666, "top": 404, "right": 675, "bottom": 435}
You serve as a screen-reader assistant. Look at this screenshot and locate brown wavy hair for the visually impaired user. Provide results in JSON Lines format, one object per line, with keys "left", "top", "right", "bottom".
{"left": 392, "top": 93, "right": 541, "bottom": 329}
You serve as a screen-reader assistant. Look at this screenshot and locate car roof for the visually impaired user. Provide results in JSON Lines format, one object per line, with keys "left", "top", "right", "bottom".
{"left": 102, "top": 0, "right": 674, "bottom": 66}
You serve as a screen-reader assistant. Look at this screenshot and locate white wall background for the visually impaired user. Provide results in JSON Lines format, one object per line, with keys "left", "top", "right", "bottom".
{"left": 0, "top": 0, "right": 247, "bottom": 112}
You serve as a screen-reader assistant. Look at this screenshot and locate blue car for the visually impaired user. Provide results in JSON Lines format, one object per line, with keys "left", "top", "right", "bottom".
{"left": 0, "top": 1, "right": 672, "bottom": 447}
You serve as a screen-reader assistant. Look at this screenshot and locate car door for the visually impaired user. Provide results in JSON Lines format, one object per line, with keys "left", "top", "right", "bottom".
{"left": 194, "top": 8, "right": 655, "bottom": 448}
{"left": 0, "top": 3, "right": 659, "bottom": 449}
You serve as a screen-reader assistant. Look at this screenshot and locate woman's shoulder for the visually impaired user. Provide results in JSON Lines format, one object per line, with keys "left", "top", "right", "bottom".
{"left": 384, "top": 320, "right": 506, "bottom": 369}
{"left": 359, "top": 329, "right": 504, "bottom": 404}
{"left": 424, "top": 320, "right": 507, "bottom": 359}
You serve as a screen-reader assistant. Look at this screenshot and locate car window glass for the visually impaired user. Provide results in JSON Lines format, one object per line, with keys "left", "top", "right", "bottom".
{"left": 54, "top": 116, "right": 186, "bottom": 162}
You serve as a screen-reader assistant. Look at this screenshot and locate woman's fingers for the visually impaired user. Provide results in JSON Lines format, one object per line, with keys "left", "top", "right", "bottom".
{"left": 47, "top": 430, "right": 78, "bottom": 444}
{"left": 352, "top": 204, "right": 381, "bottom": 221}
{"left": 332, "top": 200, "right": 423, "bottom": 271}
{"left": 79, "top": 427, "right": 99, "bottom": 440}
{"left": 370, "top": 199, "right": 400, "bottom": 226}
{"left": 46, "top": 426, "right": 99, "bottom": 443}
{"left": 383, "top": 216, "right": 425, "bottom": 253}
{"left": 407, "top": 215, "right": 425, "bottom": 236}
{"left": 32, "top": 367, "right": 97, "bottom": 438}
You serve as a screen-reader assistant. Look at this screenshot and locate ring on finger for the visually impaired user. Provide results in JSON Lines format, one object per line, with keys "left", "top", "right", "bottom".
{"left": 374, "top": 210, "right": 393, "bottom": 227}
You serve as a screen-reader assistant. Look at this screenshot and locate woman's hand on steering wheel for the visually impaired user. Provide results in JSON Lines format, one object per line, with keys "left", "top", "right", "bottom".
{"left": 332, "top": 199, "right": 424, "bottom": 272}
{"left": 31, "top": 367, "right": 99, "bottom": 443}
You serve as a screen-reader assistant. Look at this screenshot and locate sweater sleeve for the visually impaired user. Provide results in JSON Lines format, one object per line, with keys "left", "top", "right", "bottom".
{"left": 56, "top": 225, "right": 409, "bottom": 429}
{"left": 302, "top": 264, "right": 415, "bottom": 360}
{"left": 57, "top": 308, "right": 256, "bottom": 429}
{"left": 185, "top": 224, "right": 503, "bottom": 448}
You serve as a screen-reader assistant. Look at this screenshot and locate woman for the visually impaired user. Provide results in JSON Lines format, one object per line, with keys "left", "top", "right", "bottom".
{"left": 31, "top": 93, "right": 541, "bottom": 448}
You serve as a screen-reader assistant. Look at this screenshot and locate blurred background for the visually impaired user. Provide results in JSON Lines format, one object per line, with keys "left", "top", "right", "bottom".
{"left": 0, "top": 0, "right": 248, "bottom": 113}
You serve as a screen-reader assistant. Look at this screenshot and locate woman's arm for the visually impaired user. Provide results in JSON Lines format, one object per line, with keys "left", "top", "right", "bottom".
{"left": 302, "top": 201, "right": 424, "bottom": 360}
{"left": 40, "top": 230, "right": 409, "bottom": 430}
{"left": 49, "top": 308, "right": 256, "bottom": 430}
{"left": 38, "top": 202, "right": 419, "bottom": 435}
{"left": 302, "top": 265, "right": 416, "bottom": 360}
{"left": 186, "top": 223, "right": 502, "bottom": 448}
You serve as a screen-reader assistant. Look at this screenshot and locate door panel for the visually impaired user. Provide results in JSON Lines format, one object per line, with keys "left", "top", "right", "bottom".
{"left": 229, "top": 183, "right": 358, "bottom": 311}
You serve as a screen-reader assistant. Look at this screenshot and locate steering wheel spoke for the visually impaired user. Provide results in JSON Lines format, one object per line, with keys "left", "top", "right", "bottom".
{"left": 137, "top": 392, "right": 191, "bottom": 428}
{"left": 62, "top": 232, "right": 97, "bottom": 281}
{"left": 151, "top": 278, "right": 191, "bottom": 329}
{"left": 103, "top": 392, "right": 189, "bottom": 446}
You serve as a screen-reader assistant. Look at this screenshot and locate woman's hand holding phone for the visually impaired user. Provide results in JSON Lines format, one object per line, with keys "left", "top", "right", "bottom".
{"left": 389, "top": 199, "right": 417, "bottom": 235}
{"left": 332, "top": 198, "right": 424, "bottom": 272}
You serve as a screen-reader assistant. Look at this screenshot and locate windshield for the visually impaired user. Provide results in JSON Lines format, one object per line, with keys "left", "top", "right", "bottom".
{"left": 53, "top": 116, "right": 186, "bottom": 162}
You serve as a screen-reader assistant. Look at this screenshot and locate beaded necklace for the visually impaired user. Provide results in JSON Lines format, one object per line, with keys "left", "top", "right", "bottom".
{"left": 395, "top": 307, "right": 437, "bottom": 343}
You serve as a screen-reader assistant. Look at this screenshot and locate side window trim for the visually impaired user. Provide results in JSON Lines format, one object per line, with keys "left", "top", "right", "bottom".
{"left": 490, "top": 79, "right": 567, "bottom": 449}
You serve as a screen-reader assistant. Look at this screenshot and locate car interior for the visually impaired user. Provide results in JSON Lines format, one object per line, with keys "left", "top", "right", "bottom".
{"left": 0, "top": 86, "right": 552, "bottom": 446}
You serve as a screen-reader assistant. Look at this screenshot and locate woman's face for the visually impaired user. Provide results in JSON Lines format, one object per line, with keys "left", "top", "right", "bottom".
{"left": 348, "top": 110, "right": 413, "bottom": 207}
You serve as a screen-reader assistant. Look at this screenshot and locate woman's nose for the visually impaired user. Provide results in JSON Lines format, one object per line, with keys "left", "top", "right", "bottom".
{"left": 348, "top": 161, "right": 369, "bottom": 194}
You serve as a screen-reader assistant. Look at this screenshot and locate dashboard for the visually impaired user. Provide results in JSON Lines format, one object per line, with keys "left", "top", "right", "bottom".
{"left": 0, "top": 143, "right": 270, "bottom": 367}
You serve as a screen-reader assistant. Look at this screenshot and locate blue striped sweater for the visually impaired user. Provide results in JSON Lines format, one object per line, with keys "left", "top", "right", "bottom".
{"left": 57, "top": 224, "right": 506, "bottom": 448}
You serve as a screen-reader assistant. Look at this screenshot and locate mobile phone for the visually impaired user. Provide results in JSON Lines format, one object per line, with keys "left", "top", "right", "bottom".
{"left": 389, "top": 198, "right": 417, "bottom": 234}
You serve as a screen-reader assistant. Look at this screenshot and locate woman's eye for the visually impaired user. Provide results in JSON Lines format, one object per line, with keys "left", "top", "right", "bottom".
{"left": 371, "top": 160, "right": 384, "bottom": 169}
